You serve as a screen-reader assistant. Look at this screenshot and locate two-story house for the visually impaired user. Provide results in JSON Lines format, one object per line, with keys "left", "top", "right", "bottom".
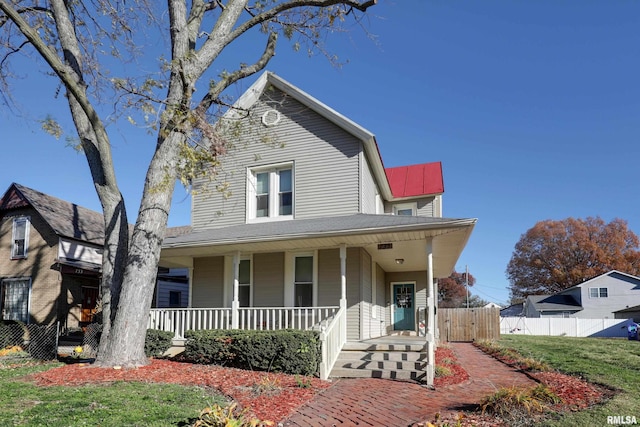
{"left": 0, "top": 183, "right": 103, "bottom": 331}
{"left": 523, "top": 270, "right": 640, "bottom": 318}
{"left": 158, "top": 72, "right": 477, "bottom": 383}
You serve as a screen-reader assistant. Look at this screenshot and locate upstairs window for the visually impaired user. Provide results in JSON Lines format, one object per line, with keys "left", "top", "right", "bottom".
{"left": 248, "top": 164, "right": 293, "bottom": 221}
{"left": 393, "top": 202, "right": 417, "bottom": 216}
{"left": 11, "top": 217, "right": 30, "bottom": 259}
{"left": 589, "top": 287, "right": 608, "bottom": 298}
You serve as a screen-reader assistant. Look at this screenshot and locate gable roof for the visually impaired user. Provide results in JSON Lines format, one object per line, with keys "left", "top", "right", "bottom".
{"left": 386, "top": 162, "right": 444, "bottom": 198}
{"left": 0, "top": 183, "right": 104, "bottom": 245}
{"left": 527, "top": 294, "right": 583, "bottom": 312}
{"left": 560, "top": 270, "right": 640, "bottom": 293}
{"left": 230, "top": 71, "right": 397, "bottom": 200}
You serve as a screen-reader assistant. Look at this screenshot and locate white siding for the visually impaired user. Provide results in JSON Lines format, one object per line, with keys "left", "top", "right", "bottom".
{"left": 192, "top": 88, "right": 362, "bottom": 230}
{"left": 384, "top": 196, "right": 438, "bottom": 217}
{"left": 346, "top": 247, "right": 362, "bottom": 341}
{"left": 360, "top": 155, "right": 379, "bottom": 214}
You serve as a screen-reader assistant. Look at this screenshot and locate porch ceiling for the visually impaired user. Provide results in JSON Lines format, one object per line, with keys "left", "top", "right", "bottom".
{"left": 160, "top": 214, "right": 476, "bottom": 278}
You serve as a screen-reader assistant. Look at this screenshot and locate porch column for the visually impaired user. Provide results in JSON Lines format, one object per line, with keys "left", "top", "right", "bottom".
{"left": 340, "top": 244, "right": 347, "bottom": 308}
{"left": 425, "top": 238, "right": 435, "bottom": 386}
{"left": 187, "top": 267, "right": 194, "bottom": 308}
{"left": 231, "top": 251, "right": 240, "bottom": 329}
{"left": 340, "top": 244, "right": 347, "bottom": 341}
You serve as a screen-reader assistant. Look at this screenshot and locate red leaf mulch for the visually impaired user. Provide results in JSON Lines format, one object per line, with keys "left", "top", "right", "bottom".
{"left": 434, "top": 347, "right": 469, "bottom": 387}
{"left": 28, "top": 359, "right": 329, "bottom": 423}
{"left": 529, "top": 371, "right": 616, "bottom": 412}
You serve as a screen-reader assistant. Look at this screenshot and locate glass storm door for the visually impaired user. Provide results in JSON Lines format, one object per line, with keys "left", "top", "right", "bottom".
{"left": 393, "top": 283, "right": 415, "bottom": 330}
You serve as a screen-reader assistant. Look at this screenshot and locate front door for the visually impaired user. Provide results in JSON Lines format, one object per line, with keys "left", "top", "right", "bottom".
{"left": 393, "top": 283, "right": 415, "bottom": 330}
{"left": 81, "top": 287, "right": 99, "bottom": 324}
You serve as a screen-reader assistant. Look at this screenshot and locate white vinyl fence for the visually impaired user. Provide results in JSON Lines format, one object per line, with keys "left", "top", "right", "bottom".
{"left": 500, "top": 317, "right": 633, "bottom": 338}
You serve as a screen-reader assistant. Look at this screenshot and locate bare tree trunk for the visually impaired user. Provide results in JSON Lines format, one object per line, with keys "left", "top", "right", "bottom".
{"left": 95, "top": 130, "right": 183, "bottom": 366}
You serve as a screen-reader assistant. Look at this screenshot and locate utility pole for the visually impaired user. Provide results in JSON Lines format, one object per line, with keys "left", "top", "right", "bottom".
{"left": 465, "top": 265, "right": 469, "bottom": 309}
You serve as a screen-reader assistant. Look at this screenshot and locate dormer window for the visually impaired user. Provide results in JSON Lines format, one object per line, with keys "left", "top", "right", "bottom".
{"left": 393, "top": 202, "right": 417, "bottom": 216}
{"left": 11, "top": 217, "right": 30, "bottom": 259}
{"left": 248, "top": 163, "right": 293, "bottom": 221}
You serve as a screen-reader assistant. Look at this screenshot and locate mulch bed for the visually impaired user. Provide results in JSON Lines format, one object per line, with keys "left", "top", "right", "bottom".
{"left": 26, "top": 347, "right": 469, "bottom": 424}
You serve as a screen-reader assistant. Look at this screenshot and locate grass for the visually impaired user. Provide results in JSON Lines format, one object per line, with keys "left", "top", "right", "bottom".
{"left": 499, "top": 335, "right": 640, "bottom": 426}
{"left": 0, "top": 359, "right": 226, "bottom": 426}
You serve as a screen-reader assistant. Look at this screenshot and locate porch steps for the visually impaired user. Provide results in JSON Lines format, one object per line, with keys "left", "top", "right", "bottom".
{"left": 329, "top": 341, "right": 428, "bottom": 382}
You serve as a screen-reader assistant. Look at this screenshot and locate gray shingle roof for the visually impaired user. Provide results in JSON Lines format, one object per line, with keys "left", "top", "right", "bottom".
{"left": 163, "top": 214, "right": 475, "bottom": 247}
{"left": 5, "top": 183, "right": 105, "bottom": 245}
{"left": 528, "top": 294, "right": 583, "bottom": 312}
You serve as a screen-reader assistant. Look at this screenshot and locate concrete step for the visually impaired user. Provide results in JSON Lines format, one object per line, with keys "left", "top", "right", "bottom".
{"left": 330, "top": 366, "right": 427, "bottom": 382}
{"left": 341, "top": 342, "right": 426, "bottom": 352}
{"left": 336, "top": 359, "right": 427, "bottom": 371}
{"left": 336, "top": 350, "right": 427, "bottom": 362}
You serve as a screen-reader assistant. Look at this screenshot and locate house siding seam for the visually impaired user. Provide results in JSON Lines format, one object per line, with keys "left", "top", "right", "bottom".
{"left": 317, "top": 249, "right": 341, "bottom": 306}
{"left": 191, "top": 88, "right": 361, "bottom": 231}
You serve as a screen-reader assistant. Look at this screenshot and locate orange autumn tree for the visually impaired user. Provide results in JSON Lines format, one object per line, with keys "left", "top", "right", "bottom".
{"left": 438, "top": 270, "right": 476, "bottom": 308}
{"left": 507, "top": 217, "right": 640, "bottom": 301}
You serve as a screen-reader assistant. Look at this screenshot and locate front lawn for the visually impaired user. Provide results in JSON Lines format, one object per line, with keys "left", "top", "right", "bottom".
{"left": 500, "top": 335, "right": 640, "bottom": 427}
{"left": 0, "top": 359, "right": 225, "bottom": 426}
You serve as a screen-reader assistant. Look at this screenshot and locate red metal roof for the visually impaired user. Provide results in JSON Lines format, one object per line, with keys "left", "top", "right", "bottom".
{"left": 385, "top": 162, "right": 444, "bottom": 198}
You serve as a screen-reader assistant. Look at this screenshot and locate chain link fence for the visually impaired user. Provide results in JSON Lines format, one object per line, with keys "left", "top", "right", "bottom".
{"left": 0, "top": 321, "right": 58, "bottom": 361}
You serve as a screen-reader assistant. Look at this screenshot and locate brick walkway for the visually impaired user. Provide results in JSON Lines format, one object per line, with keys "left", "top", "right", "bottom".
{"left": 281, "top": 342, "right": 537, "bottom": 427}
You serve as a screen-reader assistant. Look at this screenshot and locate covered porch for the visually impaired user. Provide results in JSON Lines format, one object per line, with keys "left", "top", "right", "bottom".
{"left": 156, "top": 214, "right": 476, "bottom": 383}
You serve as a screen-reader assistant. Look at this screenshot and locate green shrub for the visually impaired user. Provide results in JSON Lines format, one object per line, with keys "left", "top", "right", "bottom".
{"left": 183, "top": 329, "right": 320, "bottom": 376}
{"left": 144, "top": 329, "right": 175, "bottom": 358}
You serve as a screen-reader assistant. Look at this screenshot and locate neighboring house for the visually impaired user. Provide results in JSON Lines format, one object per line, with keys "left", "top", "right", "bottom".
{"left": 484, "top": 302, "right": 501, "bottom": 309}
{"left": 614, "top": 305, "right": 640, "bottom": 323}
{"left": 158, "top": 71, "right": 477, "bottom": 382}
{"left": 523, "top": 271, "right": 640, "bottom": 318}
{"left": 155, "top": 267, "right": 189, "bottom": 308}
{"left": 500, "top": 302, "right": 523, "bottom": 317}
{"left": 0, "top": 183, "right": 103, "bottom": 330}
{"left": 0, "top": 183, "right": 189, "bottom": 329}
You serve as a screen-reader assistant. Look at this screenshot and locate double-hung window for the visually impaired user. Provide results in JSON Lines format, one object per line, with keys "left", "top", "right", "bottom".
{"left": 294, "top": 255, "right": 313, "bottom": 307}
{"left": 249, "top": 164, "right": 293, "bottom": 221}
{"left": 11, "top": 217, "right": 30, "bottom": 259}
{"left": 238, "top": 259, "right": 252, "bottom": 307}
{"left": 589, "top": 287, "right": 608, "bottom": 298}
{"left": 0, "top": 278, "right": 31, "bottom": 323}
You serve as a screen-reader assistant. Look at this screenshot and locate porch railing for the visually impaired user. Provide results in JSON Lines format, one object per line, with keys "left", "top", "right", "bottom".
{"left": 148, "top": 308, "right": 232, "bottom": 339}
{"left": 319, "top": 305, "right": 346, "bottom": 380}
{"left": 148, "top": 306, "right": 345, "bottom": 381}
{"left": 237, "top": 307, "right": 338, "bottom": 331}
{"left": 148, "top": 306, "right": 339, "bottom": 339}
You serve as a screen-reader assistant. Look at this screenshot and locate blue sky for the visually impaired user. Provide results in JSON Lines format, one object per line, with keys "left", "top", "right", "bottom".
{"left": 2, "top": 1, "right": 640, "bottom": 305}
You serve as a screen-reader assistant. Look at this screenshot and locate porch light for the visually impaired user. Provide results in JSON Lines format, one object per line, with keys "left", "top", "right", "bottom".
{"left": 395, "top": 258, "right": 404, "bottom": 265}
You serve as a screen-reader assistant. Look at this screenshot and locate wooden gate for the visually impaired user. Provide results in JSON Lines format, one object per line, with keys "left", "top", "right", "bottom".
{"left": 438, "top": 307, "right": 500, "bottom": 342}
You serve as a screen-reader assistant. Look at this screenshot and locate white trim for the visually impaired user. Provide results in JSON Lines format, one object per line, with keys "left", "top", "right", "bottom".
{"left": 393, "top": 202, "right": 417, "bottom": 216}
{"left": 286, "top": 250, "right": 318, "bottom": 307}
{"left": 238, "top": 255, "right": 253, "bottom": 307}
{"left": 246, "top": 162, "right": 294, "bottom": 223}
{"left": 371, "top": 261, "right": 377, "bottom": 319}
{"left": 11, "top": 216, "right": 30, "bottom": 259}
{"left": 389, "top": 281, "right": 417, "bottom": 331}
{"left": 0, "top": 277, "right": 32, "bottom": 323}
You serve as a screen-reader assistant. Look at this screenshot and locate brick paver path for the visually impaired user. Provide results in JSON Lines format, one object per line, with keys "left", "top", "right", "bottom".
{"left": 282, "top": 342, "right": 537, "bottom": 426}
